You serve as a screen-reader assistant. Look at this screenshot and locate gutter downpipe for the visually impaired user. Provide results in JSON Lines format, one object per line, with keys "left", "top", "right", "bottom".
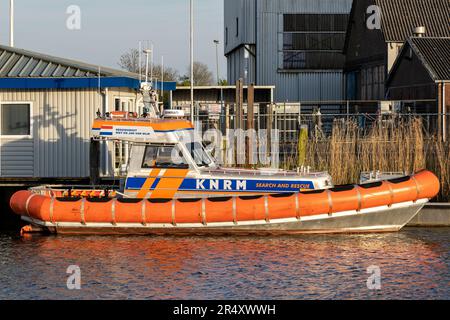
{"left": 443, "top": 82, "right": 447, "bottom": 142}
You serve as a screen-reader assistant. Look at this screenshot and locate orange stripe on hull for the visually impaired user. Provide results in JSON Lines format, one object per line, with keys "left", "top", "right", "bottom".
{"left": 137, "top": 169, "right": 161, "bottom": 199}
{"left": 149, "top": 169, "right": 189, "bottom": 199}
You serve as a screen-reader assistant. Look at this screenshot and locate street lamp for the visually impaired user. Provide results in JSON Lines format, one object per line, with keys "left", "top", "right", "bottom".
{"left": 214, "top": 40, "right": 220, "bottom": 85}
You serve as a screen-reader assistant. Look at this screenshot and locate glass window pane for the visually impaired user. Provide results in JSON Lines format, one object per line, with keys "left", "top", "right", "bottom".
{"left": 1, "top": 104, "right": 30, "bottom": 136}
{"left": 141, "top": 145, "right": 187, "bottom": 169}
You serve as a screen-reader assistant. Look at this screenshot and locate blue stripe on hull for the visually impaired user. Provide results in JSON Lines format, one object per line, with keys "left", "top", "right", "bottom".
{"left": 125, "top": 177, "right": 314, "bottom": 193}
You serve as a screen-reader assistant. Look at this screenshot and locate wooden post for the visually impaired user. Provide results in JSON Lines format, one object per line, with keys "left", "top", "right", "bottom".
{"left": 235, "top": 79, "right": 241, "bottom": 130}
{"left": 246, "top": 83, "right": 255, "bottom": 166}
{"left": 90, "top": 139, "right": 100, "bottom": 185}
{"left": 438, "top": 83, "right": 443, "bottom": 140}
{"left": 267, "top": 103, "right": 273, "bottom": 164}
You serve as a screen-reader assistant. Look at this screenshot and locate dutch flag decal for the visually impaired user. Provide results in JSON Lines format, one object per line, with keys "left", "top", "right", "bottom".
{"left": 100, "top": 125, "right": 113, "bottom": 136}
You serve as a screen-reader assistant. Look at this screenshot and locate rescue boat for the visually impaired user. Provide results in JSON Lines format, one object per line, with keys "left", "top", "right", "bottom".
{"left": 10, "top": 169, "right": 439, "bottom": 235}
{"left": 9, "top": 112, "right": 440, "bottom": 235}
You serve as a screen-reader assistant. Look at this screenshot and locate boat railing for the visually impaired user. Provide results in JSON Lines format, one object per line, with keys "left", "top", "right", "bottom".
{"left": 202, "top": 168, "right": 329, "bottom": 177}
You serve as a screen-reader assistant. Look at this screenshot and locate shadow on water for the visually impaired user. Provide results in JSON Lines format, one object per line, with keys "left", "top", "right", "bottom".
{"left": 0, "top": 228, "right": 449, "bottom": 300}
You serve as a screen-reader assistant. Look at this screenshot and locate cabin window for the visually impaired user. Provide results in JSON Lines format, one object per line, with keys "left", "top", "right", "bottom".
{"left": 141, "top": 144, "right": 188, "bottom": 169}
{"left": 225, "top": 27, "right": 228, "bottom": 46}
{"left": 281, "top": 14, "right": 348, "bottom": 70}
{"left": 0, "top": 103, "right": 31, "bottom": 136}
{"left": 185, "top": 142, "right": 212, "bottom": 167}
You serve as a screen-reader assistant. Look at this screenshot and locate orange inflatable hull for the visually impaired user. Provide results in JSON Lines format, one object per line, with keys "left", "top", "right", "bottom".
{"left": 10, "top": 170, "right": 440, "bottom": 235}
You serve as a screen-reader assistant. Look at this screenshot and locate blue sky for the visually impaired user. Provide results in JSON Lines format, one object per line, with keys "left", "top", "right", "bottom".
{"left": 0, "top": 0, "right": 226, "bottom": 78}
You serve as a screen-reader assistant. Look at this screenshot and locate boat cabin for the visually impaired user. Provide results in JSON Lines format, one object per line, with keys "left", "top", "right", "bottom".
{"left": 91, "top": 113, "right": 333, "bottom": 199}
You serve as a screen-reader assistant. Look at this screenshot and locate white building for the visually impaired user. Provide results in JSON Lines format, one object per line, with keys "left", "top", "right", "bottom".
{"left": 0, "top": 45, "right": 149, "bottom": 180}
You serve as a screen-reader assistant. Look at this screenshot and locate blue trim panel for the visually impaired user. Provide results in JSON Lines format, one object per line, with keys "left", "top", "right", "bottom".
{"left": 0, "top": 77, "right": 140, "bottom": 90}
{"left": 0, "top": 77, "right": 170, "bottom": 90}
{"left": 125, "top": 177, "right": 315, "bottom": 193}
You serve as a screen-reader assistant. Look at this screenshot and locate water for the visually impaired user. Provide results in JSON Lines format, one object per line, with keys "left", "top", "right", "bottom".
{"left": 0, "top": 228, "right": 449, "bottom": 300}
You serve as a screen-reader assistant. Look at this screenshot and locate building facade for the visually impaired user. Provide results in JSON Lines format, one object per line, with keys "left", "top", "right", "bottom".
{"left": 344, "top": 0, "right": 450, "bottom": 101}
{"left": 386, "top": 37, "right": 450, "bottom": 138}
{"left": 0, "top": 45, "right": 142, "bottom": 180}
{"left": 224, "top": 0, "right": 353, "bottom": 102}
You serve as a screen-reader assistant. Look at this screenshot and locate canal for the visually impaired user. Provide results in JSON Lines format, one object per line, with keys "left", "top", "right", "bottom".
{"left": 0, "top": 228, "right": 449, "bottom": 300}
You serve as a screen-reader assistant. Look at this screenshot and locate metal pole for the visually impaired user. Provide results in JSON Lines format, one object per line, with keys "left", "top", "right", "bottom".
{"left": 214, "top": 40, "right": 220, "bottom": 85}
{"left": 190, "top": 0, "right": 195, "bottom": 124}
{"left": 145, "top": 51, "right": 149, "bottom": 83}
{"left": 161, "top": 56, "right": 164, "bottom": 98}
{"left": 139, "top": 41, "right": 142, "bottom": 83}
{"left": 10, "top": 0, "right": 14, "bottom": 47}
{"left": 150, "top": 44, "right": 154, "bottom": 86}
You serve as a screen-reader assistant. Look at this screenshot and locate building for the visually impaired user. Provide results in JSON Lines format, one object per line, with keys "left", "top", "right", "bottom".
{"left": 0, "top": 45, "right": 142, "bottom": 180}
{"left": 224, "top": 0, "right": 353, "bottom": 102}
{"left": 386, "top": 37, "right": 450, "bottom": 138}
{"left": 172, "top": 85, "right": 274, "bottom": 106}
{"left": 344, "top": 0, "right": 450, "bottom": 101}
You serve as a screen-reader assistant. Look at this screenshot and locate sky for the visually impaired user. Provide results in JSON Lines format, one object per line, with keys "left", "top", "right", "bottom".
{"left": 0, "top": 0, "right": 226, "bottom": 79}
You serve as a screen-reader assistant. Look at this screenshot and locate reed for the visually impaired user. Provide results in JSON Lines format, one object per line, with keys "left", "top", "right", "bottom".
{"left": 283, "top": 117, "right": 449, "bottom": 201}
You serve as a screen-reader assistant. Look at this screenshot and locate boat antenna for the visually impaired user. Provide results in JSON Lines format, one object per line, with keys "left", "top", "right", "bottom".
{"left": 97, "top": 66, "right": 102, "bottom": 117}
{"left": 139, "top": 41, "right": 142, "bottom": 83}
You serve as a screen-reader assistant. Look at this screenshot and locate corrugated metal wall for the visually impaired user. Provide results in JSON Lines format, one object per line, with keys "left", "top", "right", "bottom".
{"left": 0, "top": 88, "right": 137, "bottom": 178}
{"left": 224, "top": 0, "right": 256, "bottom": 55}
{"left": 225, "top": 0, "right": 352, "bottom": 102}
{"left": 257, "top": 0, "right": 352, "bottom": 102}
{"left": 227, "top": 45, "right": 256, "bottom": 85}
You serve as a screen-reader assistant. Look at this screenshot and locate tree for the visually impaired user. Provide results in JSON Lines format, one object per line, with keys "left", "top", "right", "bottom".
{"left": 118, "top": 48, "right": 179, "bottom": 82}
{"left": 118, "top": 48, "right": 140, "bottom": 74}
{"left": 179, "top": 62, "right": 214, "bottom": 86}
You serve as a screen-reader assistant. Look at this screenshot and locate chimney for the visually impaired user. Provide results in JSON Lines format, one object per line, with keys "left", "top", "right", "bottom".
{"left": 10, "top": 0, "right": 14, "bottom": 47}
{"left": 413, "top": 26, "right": 426, "bottom": 37}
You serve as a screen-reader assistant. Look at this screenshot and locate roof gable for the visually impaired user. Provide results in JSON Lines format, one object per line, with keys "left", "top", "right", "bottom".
{"left": 387, "top": 37, "right": 450, "bottom": 85}
{"left": 409, "top": 37, "right": 450, "bottom": 81}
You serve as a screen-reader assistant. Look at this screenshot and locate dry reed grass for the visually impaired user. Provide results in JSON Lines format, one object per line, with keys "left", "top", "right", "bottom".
{"left": 288, "top": 117, "right": 449, "bottom": 201}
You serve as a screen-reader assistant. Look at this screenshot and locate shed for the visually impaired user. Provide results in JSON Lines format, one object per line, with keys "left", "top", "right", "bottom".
{"left": 0, "top": 45, "right": 141, "bottom": 180}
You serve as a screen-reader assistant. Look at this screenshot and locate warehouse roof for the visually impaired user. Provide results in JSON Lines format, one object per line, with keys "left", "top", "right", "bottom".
{"left": 374, "top": 0, "right": 450, "bottom": 42}
{"left": 0, "top": 45, "right": 178, "bottom": 90}
{"left": 0, "top": 44, "right": 139, "bottom": 78}
{"left": 345, "top": 0, "right": 450, "bottom": 51}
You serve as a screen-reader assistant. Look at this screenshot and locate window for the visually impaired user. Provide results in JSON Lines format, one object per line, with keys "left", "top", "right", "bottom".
{"left": 225, "top": 27, "right": 228, "bottom": 45}
{"left": 281, "top": 14, "right": 348, "bottom": 70}
{"left": 141, "top": 144, "right": 188, "bottom": 169}
{"left": 236, "top": 18, "right": 239, "bottom": 37}
{"left": 1, "top": 103, "right": 31, "bottom": 136}
{"left": 185, "top": 142, "right": 213, "bottom": 167}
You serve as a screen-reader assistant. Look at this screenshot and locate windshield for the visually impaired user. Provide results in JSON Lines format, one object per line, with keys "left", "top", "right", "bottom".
{"left": 141, "top": 144, "right": 188, "bottom": 169}
{"left": 185, "top": 142, "right": 213, "bottom": 168}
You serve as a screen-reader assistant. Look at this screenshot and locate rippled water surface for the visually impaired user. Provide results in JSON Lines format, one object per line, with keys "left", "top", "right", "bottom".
{"left": 0, "top": 228, "right": 449, "bottom": 300}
